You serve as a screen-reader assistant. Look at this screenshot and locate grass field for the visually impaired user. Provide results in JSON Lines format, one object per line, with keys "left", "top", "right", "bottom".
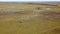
{"left": 0, "top": 2, "right": 60, "bottom": 34}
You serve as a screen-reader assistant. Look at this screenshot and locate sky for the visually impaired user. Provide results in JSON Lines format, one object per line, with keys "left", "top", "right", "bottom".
{"left": 0, "top": 0, "right": 60, "bottom": 2}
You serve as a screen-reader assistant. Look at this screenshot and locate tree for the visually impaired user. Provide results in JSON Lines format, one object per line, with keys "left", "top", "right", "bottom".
{"left": 36, "top": 7, "right": 41, "bottom": 10}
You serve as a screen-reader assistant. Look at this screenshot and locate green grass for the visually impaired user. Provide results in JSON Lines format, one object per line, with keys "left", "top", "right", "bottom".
{"left": 0, "top": 4, "right": 60, "bottom": 34}
{"left": 0, "top": 13, "right": 60, "bottom": 34}
{"left": 0, "top": 5, "right": 60, "bottom": 11}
